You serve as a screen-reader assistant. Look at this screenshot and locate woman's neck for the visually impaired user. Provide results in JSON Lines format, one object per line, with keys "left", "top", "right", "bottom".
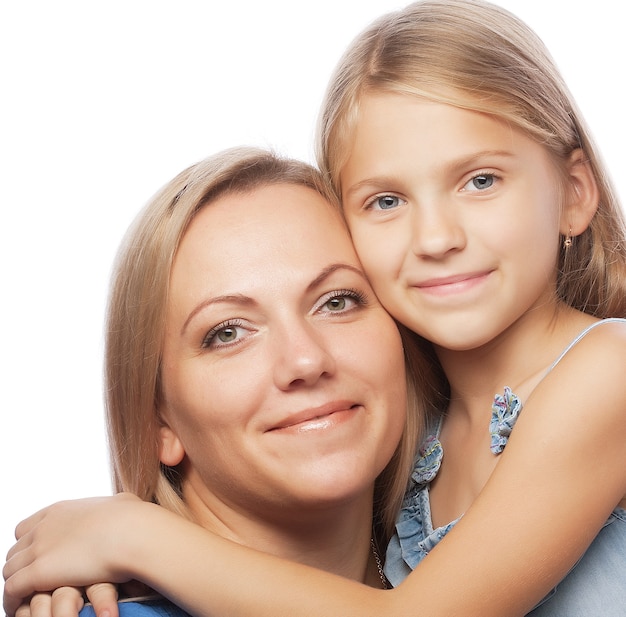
{"left": 184, "top": 484, "right": 377, "bottom": 585}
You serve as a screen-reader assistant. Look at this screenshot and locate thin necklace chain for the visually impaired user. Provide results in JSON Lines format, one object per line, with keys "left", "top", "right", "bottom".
{"left": 370, "top": 537, "right": 390, "bottom": 589}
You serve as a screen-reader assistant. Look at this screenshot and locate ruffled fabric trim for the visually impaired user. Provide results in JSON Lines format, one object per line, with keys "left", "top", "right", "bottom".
{"left": 389, "top": 387, "right": 523, "bottom": 578}
{"left": 394, "top": 486, "right": 459, "bottom": 570}
{"left": 489, "top": 386, "right": 522, "bottom": 454}
{"left": 410, "top": 385, "right": 522, "bottom": 486}
{"left": 411, "top": 433, "right": 443, "bottom": 486}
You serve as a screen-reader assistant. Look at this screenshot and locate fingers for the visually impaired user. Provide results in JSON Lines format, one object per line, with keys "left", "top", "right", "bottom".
{"left": 85, "top": 584, "right": 119, "bottom": 617}
{"left": 6, "top": 528, "right": 33, "bottom": 562}
{"left": 15, "top": 600, "right": 36, "bottom": 617}
{"left": 51, "top": 587, "right": 85, "bottom": 617}
{"left": 5, "top": 534, "right": 34, "bottom": 579}
{"left": 14, "top": 507, "right": 51, "bottom": 541}
{"left": 3, "top": 565, "right": 36, "bottom": 617}
{"left": 11, "top": 588, "right": 85, "bottom": 617}
{"left": 3, "top": 541, "right": 37, "bottom": 616}
{"left": 17, "top": 593, "right": 52, "bottom": 617}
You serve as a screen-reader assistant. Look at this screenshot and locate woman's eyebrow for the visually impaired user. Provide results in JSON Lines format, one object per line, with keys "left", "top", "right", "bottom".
{"left": 182, "top": 294, "right": 257, "bottom": 335}
{"left": 306, "top": 263, "right": 368, "bottom": 292}
{"left": 181, "top": 264, "right": 366, "bottom": 335}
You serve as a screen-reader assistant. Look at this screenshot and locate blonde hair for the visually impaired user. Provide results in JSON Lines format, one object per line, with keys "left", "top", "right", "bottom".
{"left": 317, "top": 0, "right": 626, "bottom": 319}
{"left": 105, "top": 146, "right": 435, "bottom": 538}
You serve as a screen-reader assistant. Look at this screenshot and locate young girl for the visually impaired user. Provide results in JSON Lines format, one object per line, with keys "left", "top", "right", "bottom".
{"left": 5, "top": 1, "right": 626, "bottom": 615}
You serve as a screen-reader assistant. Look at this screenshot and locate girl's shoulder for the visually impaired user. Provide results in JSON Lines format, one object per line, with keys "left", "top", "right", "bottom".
{"left": 518, "top": 317, "right": 626, "bottom": 451}
{"left": 548, "top": 317, "right": 626, "bottom": 373}
{"left": 525, "top": 318, "right": 626, "bottom": 445}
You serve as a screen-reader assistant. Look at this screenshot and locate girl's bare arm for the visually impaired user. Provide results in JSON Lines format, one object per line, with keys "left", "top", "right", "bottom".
{"left": 5, "top": 323, "right": 626, "bottom": 617}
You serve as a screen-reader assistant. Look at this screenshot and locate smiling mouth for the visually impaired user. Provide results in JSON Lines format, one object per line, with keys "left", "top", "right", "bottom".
{"left": 415, "top": 271, "right": 493, "bottom": 295}
{"left": 267, "top": 403, "right": 360, "bottom": 433}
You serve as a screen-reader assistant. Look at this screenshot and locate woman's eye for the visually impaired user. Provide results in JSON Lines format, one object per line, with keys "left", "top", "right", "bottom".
{"left": 318, "top": 290, "right": 367, "bottom": 314}
{"left": 366, "top": 194, "right": 403, "bottom": 210}
{"left": 216, "top": 327, "right": 239, "bottom": 343}
{"left": 203, "top": 321, "right": 249, "bottom": 349}
{"left": 325, "top": 296, "right": 347, "bottom": 311}
{"left": 463, "top": 173, "right": 496, "bottom": 192}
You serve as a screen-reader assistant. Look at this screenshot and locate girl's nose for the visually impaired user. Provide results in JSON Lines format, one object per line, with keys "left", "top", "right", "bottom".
{"left": 272, "top": 321, "right": 336, "bottom": 390}
{"left": 410, "top": 200, "right": 466, "bottom": 259}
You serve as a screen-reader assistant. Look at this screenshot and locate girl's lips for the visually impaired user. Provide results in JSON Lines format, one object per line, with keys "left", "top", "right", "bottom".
{"left": 414, "top": 271, "right": 493, "bottom": 296}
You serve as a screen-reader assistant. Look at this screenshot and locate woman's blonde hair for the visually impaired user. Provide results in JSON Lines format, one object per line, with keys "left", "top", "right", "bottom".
{"left": 317, "top": 0, "right": 626, "bottom": 319}
{"left": 105, "top": 146, "right": 436, "bottom": 538}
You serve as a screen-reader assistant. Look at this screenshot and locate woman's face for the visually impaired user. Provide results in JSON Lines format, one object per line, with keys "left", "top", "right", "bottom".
{"left": 158, "top": 183, "right": 406, "bottom": 526}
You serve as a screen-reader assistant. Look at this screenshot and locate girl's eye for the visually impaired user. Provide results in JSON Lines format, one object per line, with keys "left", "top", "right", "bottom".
{"left": 202, "top": 320, "right": 249, "bottom": 349}
{"left": 463, "top": 173, "right": 496, "bottom": 192}
{"left": 365, "top": 194, "right": 404, "bottom": 211}
{"left": 317, "top": 289, "right": 367, "bottom": 314}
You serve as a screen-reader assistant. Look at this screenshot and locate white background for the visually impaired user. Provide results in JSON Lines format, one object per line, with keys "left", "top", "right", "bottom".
{"left": 2, "top": 0, "right": 624, "bottom": 569}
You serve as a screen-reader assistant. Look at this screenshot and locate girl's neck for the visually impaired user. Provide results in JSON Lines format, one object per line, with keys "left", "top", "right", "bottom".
{"left": 435, "top": 303, "right": 594, "bottom": 417}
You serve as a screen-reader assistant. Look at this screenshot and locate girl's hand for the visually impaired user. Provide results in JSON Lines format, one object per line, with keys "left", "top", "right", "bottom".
{"left": 3, "top": 495, "right": 142, "bottom": 617}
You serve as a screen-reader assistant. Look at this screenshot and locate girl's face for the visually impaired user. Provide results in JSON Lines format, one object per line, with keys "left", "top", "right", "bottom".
{"left": 340, "top": 92, "right": 568, "bottom": 351}
{"left": 158, "top": 183, "right": 406, "bottom": 528}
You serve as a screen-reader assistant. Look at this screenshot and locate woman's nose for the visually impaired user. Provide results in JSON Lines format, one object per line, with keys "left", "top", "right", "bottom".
{"left": 410, "top": 200, "right": 466, "bottom": 259}
{"left": 272, "top": 321, "right": 336, "bottom": 390}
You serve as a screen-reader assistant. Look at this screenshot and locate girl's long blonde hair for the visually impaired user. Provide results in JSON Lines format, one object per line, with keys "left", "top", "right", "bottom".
{"left": 317, "top": 0, "right": 626, "bottom": 319}
{"left": 105, "top": 146, "right": 438, "bottom": 538}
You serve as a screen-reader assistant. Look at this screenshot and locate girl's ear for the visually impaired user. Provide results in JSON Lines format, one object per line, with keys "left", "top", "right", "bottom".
{"left": 561, "top": 148, "right": 599, "bottom": 237}
{"left": 159, "top": 413, "right": 186, "bottom": 467}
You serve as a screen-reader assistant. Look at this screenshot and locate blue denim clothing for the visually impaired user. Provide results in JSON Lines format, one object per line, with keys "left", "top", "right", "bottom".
{"left": 385, "top": 319, "right": 626, "bottom": 614}
{"left": 528, "top": 507, "right": 626, "bottom": 615}
{"left": 80, "top": 599, "right": 190, "bottom": 617}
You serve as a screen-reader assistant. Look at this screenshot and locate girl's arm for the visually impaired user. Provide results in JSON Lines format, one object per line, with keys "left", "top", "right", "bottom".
{"left": 5, "top": 323, "right": 626, "bottom": 617}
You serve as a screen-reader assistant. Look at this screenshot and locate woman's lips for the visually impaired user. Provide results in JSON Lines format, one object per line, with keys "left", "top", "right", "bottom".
{"left": 267, "top": 401, "right": 360, "bottom": 433}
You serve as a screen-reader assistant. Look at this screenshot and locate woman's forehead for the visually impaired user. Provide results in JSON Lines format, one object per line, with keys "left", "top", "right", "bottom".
{"left": 170, "top": 183, "right": 359, "bottom": 301}
{"left": 188, "top": 183, "right": 350, "bottom": 251}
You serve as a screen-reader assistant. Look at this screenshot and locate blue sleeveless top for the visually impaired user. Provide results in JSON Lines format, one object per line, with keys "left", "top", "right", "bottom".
{"left": 385, "top": 319, "right": 626, "bottom": 614}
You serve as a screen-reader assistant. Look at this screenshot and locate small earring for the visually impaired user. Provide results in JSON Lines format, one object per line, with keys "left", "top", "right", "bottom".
{"left": 563, "top": 227, "right": 573, "bottom": 249}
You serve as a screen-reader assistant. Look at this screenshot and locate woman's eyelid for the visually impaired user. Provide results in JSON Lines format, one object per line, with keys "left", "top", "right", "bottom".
{"left": 313, "top": 288, "right": 367, "bottom": 314}
{"left": 202, "top": 318, "right": 252, "bottom": 349}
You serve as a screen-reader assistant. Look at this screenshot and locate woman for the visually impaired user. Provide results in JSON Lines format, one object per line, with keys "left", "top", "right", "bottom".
{"left": 6, "top": 1, "right": 625, "bottom": 616}
{"left": 3, "top": 146, "right": 435, "bottom": 617}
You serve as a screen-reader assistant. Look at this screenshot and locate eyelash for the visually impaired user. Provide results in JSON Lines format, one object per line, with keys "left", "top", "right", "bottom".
{"left": 362, "top": 193, "right": 404, "bottom": 211}
{"left": 463, "top": 171, "right": 499, "bottom": 192}
{"left": 315, "top": 288, "right": 368, "bottom": 313}
{"left": 360, "top": 170, "right": 500, "bottom": 209}
{"left": 201, "top": 289, "right": 368, "bottom": 350}
{"left": 202, "top": 319, "right": 248, "bottom": 350}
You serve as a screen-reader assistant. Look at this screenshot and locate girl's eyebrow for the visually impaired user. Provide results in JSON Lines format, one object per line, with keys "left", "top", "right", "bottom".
{"left": 444, "top": 149, "right": 515, "bottom": 175}
{"left": 342, "top": 150, "right": 515, "bottom": 199}
{"left": 182, "top": 263, "right": 367, "bottom": 334}
{"left": 342, "top": 175, "right": 399, "bottom": 201}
